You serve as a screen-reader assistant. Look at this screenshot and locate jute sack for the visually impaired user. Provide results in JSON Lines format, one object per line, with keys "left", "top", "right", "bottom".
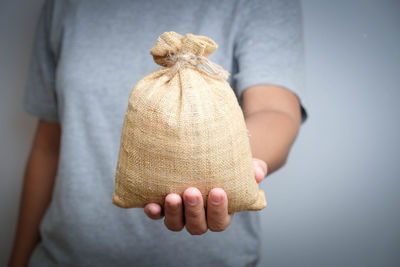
{"left": 112, "top": 31, "right": 266, "bottom": 213}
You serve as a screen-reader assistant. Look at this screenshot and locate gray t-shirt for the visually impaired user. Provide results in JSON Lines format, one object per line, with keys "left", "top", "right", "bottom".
{"left": 23, "top": 0, "right": 306, "bottom": 266}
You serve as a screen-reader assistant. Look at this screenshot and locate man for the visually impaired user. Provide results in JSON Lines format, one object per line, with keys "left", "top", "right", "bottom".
{"left": 10, "top": 0, "right": 306, "bottom": 266}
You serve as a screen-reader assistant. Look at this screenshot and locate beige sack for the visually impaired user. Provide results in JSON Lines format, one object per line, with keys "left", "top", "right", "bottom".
{"left": 112, "top": 31, "right": 266, "bottom": 213}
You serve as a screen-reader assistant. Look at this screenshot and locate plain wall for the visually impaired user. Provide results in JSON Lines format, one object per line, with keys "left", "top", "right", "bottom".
{"left": 1, "top": 1, "right": 399, "bottom": 266}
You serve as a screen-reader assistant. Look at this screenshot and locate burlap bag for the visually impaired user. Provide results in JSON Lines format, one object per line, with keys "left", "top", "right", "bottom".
{"left": 112, "top": 31, "right": 266, "bottom": 213}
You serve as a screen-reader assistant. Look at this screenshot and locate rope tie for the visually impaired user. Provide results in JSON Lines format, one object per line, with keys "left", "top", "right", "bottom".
{"left": 164, "top": 51, "right": 230, "bottom": 81}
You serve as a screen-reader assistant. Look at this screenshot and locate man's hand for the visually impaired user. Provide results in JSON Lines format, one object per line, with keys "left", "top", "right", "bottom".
{"left": 144, "top": 158, "right": 268, "bottom": 235}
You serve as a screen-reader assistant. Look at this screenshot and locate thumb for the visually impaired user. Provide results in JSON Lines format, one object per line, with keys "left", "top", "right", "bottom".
{"left": 252, "top": 158, "right": 268, "bottom": 183}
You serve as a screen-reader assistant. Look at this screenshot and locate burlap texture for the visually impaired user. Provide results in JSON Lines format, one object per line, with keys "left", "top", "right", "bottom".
{"left": 112, "top": 31, "right": 266, "bottom": 213}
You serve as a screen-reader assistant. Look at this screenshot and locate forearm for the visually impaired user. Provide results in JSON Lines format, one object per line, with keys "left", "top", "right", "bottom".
{"left": 245, "top": 110, "right": 300, "bottom": 174}
{"left": 9, "top": 121, "right": 60, "bottom": 267}
{"left": 242, "top": 85, "right": 302, "bottom": 175}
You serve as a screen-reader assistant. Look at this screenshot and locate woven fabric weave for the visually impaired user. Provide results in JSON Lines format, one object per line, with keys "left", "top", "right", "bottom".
{"left": 112, "top": 31, "right": 266, "bottom": 213}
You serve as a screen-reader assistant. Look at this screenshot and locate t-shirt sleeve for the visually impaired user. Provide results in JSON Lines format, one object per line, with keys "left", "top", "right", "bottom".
{"left": 233, "top": 0, "right": 307, "bottom": 122}
{"left": 22, "top": 0, "right": 59, "bottom": 123}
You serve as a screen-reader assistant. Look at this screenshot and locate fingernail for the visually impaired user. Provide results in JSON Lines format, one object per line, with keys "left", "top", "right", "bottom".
{"left": 167, "top": 195, "right": 180, "bottom": 210}
{"left": 255, "top": 166, "right": 264, "bottom": 178}
{"left": 186, "top": 195, "right": 198, "bottom": 206}
{"left": 150, "top": 205, "right": 158, "bottom": 214}
{"left": 211, "top": 193, "right": 222, "bottom": 205}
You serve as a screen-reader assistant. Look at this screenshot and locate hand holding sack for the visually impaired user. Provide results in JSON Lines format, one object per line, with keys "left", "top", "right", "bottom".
{"left": 112, "top": 31, "right": 266, "bottom": 213}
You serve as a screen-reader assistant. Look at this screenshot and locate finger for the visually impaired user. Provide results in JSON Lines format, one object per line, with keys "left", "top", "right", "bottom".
{"left": 207, "top": 188, "right": 232, "bottom": 232}
{"left": 144, "top": 203, "right": 164, "bottom": 220}
{"left": 253, "top": 158, "right": 268, "bottom": 183}
{"left": 183, "top": 187, "right": 208, "bottom": 235}
{"left": 164, "top": 193, "right": 184, "bottom": 231}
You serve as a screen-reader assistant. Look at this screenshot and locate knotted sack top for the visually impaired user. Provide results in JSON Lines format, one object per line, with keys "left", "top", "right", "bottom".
{"left": 150, "top": 31, "right": 229, "bottom": 80}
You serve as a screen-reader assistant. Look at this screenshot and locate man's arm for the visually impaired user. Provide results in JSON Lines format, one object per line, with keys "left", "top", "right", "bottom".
{"left": 242, "top": 84, "right": 302, "bottom": 175}
{"left": 8, "top": 120, "right": 61, "bottom": 267}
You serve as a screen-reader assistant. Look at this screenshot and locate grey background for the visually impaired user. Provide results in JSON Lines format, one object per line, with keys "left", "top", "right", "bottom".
{"left": 1, "top": 0, "right": 399, "bottom": 266}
